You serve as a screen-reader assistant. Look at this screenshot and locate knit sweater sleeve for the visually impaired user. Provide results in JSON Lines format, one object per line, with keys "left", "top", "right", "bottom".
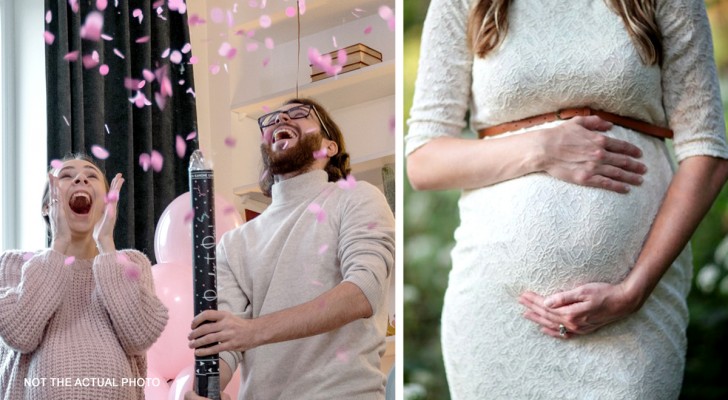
{"left": 0, "top": 250, "right": 71, "bottom": 353}
{"left": 337, "top": 183, "right": 395, "bottom": 315}
{"left": 216, "top": 236, "right": 250, "bottom": 374}
{"left": 92, "top": 250, "right": 168, "bottom": 355}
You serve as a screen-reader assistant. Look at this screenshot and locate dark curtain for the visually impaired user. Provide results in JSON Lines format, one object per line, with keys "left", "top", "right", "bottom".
{"left": 45, "top": 0, "right": 198, "bottom": 263}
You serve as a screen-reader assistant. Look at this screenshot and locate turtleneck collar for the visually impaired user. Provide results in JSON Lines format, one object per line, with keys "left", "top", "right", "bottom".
{"left": 270, "top": 170, "right": 329, "bottom": 205}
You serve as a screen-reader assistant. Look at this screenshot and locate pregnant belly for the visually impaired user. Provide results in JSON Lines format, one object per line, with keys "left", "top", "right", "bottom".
{"left": 452, "top": 128, "right": 673, "bottom": 294}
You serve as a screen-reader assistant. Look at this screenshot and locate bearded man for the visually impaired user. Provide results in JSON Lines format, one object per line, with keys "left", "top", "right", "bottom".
{"left": 186, "top": 98, "right": 395, "bottom": 400}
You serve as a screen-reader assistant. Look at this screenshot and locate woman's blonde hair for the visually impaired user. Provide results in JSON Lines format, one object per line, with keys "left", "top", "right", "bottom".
{"left": 467, "top": 0, "right": 662, "bottom": 65}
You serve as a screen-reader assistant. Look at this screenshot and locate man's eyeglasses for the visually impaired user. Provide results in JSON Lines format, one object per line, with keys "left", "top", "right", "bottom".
{"left": 257, "top": 104, "right": 332, "bottom": 139}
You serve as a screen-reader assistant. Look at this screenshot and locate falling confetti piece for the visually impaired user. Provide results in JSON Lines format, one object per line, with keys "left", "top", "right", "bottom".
{"left": 80, "top": 11, "right": 104, "bottom": 41}
{"left": 45, "top": 10, "right": 52, "bottom": 23}
{"left": 224, "top": 136, "right": 237, "bottom": 148}
{"left": 101, "top": 34, "right": 113, "bottom": 41}
{"left": 218, "top": 42, "right": 235, "bottom": 58}
{"left": 105, "top": 124, "right": 110, "bottom": 134}
{"left": 69, "top": 0, "right": 79, "bottom": 13}
{"left": 44, "top": 31, "right": 55, "bottom": 45}
{"left": 168, "top": 0, "right": 187, "bottom": 14}
{"left": 285, "top": 6, "right": 296, "bottom": 17}
{"left": 64, "top": 256, "right": 75, "bottom": 265}
{"left": 181, "top": 43, "right": 192, "bottom": 53}
{"left": 152, "top": 0, "right": 165, "bottom": 8}
{"left": 186, "top": 87, "right": 196, "bottom": 97}
{"left": 96, "top": 0, "right": 108, "bottom": 11}
{"left": 99, "top": 64, "right": 109, "bottom": 75}
{"left": 313, "top": 147, "right": 327, "bottom": 160}
{"left": 379, "top": 5, "right": 395, "bottom": 31}
{"left": 132, "top": 8, "right": 143, "bottom": 23}
{"left": 337, "top": 175, "right": 357, "bottom": 190}
{"left": 176, "top": 135, "right": 186, "bottom": 158}
{"left": 186, "top": 132, "right": 197, "bottom": 140}
{"left": 170, "top": 50, "right": 183, "bottom": 64}
{"left": 222, "top": 205, "right": 236, "bottom": 215}
{"left": 307, "top": 203, "right": 326, "bottom": 223}
{"left": 178, "top": 79, "right": 185, "bottom": 85}
{"left": 332, "top": 36, "right": 337, "bottom": 48}
{"left": 105, "top": 190, "right": 120, "bottom": 203}
{"left": 210, "top": 64, "right": 220, "bottom": 75}
{"left": 265, "top": 37, "right": 274, "bottom": 49}
{"left": 259, "top": 15, "right": 271, "bottom": 28}
{"left": 136, "top": 35, "right": 150, "bottom": 43}
{"left": 210, "top": 8, "right": 224, "bottom": 24}
{"left": 246, "top": 43, "right": 258, "bottom": 52}
{"left": 139, "top": 153, "right": 151, "bottom": 171}
{"left": 142, "top": 69, "right": 155, "bottom": 82}
{"left": 63, "top": 115, "right": 70, "bottom": 126}
{"left": 262, "top": 57, "right": 270, "bottom": 67}
{"left": 189, "top": 14, "right": 206, "bottom": 26}
{"left": 23, "top": 252, "right": 34, "bottom": 261}
{"left": 337, "top": 48, "right": 348, "bottom": 65}
{"left": 189, "top": 55, "right": 199, "bottom": 65}
{"left": 161, "top": 48, "right": 171, "bottom": 58}
{"left": 227, "top": 10, "right": 234, "bottom": 27}
{"left": 389, "top": 116, "right": 395, "bottom": 135}
{"left": 113, "top": 48, "right": 125, "bottom": 59}
{"left": 246, "top": 30, "right": 256, "bottom": 38}
{"left": 183, "top": 209, "right": 194, "bottom": 224}
{"left": 150, "top": 150, "right": 164, "bottom": 172}
{"left": 299, "top": 0, "right": 306, "bottom": 14}
{"left": 82, "top": 54, "right": 99, "bottom": 69}
{"left": 154, "top": 92, "right": 166, "bottom": 110}
{"left": 364, "top": 26, "right": 372, "bottom": 34}
{"left": 50, "top": 159, "right": 63, "bottom": 169}
{"left": 64, "top": 51, "right": 79, "bottom": 61}
{"left": 91, "top": 145, "right": 110, "bottom": 159}
{"left": 318, "top": 244, "right": 328, "bottom": 254}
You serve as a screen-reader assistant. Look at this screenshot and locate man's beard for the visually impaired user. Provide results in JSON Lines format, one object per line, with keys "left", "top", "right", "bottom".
{"left": 260, "top": 130, "right": 323, "bottom": 177}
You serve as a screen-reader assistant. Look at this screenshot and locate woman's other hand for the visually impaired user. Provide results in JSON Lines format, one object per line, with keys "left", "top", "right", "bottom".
{"left": 93, "top": 173, "right": 124, "bottom": 254}
{"left": 518, "top": 282, "right": 639, "bottom": 339}
{"left": 538, "top": 115, "right": 647, "bottom": 194}
{"left": 48, "top": 173, "right": 72, "bottom": 253}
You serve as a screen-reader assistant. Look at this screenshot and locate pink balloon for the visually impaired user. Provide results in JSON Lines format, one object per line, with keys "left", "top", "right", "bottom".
{"left": 154, "top": 192, "right": 243, "bottom": 264}
{"left": 145, "top": 367, "right": 171, "bottom": 400}
{"left": 148, "top": 262, "right": 195, "bottom": 380}
{"left": 167, "top": 364, "right": 242, "bottom": 400}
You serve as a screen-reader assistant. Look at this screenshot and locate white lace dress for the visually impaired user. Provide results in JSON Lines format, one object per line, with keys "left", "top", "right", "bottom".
{"left": 406, "top": 0, "right": 728, "bottom": 398}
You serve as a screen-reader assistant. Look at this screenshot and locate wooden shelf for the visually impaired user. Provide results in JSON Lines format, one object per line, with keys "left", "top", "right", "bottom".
{"left": 231, "top": 60, "right": 395, "bottom": 120}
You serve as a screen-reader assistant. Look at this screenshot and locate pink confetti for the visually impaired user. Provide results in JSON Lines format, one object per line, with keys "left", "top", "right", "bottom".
{"left": 285, "top": 6, "right": 295, "bottom": 17}
{"left": 264, "top": 37, "right": 274, "bottom": 49}
{"left": 161, "top": 48, "right": 170, "bottom": 58}
{"left": 364, "top": 26, "right": 372, "bottom": 35}
{"left": 113, "top": 48, "right": 125, "bottom": 59}
{"left": 105, "top": 124, "right": 110, "bottom": 134}
{"left": 337, "top": 175, "right": 357, "bottom": 190}
{"left": 143, "top": 69, "right": 155, "bottom": 82}
{"left": 379, "top": 5, "right": 395, "bottom": 31}
{"left": 183, "top": 209, "right": 194, "bottom": 224}
{"left": 136, "top": 35, "right": 150, "bottom": 43}
{"left": 170, "top": 50, "right": 183, "bottom": 64}
{"left": 80, "top": 11, "right": 104, "bottom": 41}
{"left": 318, "top": 244, "right": 329, "bottom": 254}
{"left": 175, "top": 135, "right": 186, "bottom": 158}
{"left": 332, "top": 36, "right": 337, "bottom": 48}
{"left": 246, "top": 43, "right": 258, "bottom": 52}
{"left": 188, "top": 14, "right": 206, "bottom": 26}
{"left": 181, "top": 43, "right": 192, "bottom": 53}
{"left": 96, "top": 0, "right": 108, "bottom": 11}
{"left": 139, "top": 153, "right": 151, "bottom": 171}
{"left": 259, "top": 15, "right": 271, "bottom": 28}
{"left": 44, "top": 31, "right": 55, "bottom": 45}
{"left": 101, "top": 34, "right": 113, "bottom": 41}
{"left": 222, "top": 205, "right": 236, "bottom": 215}
{"left": 50, "top": 159, "right": 63, "bottom": 169}
{"left": 178, "top": 79, "right": 185, "bottom": 85}
{"left": 155, "top": 92, "right": 167, "bottom": 110}
{"left": 105, "top": 190, "right": 120, "bottom": 204}
{"left": 186, "top": 87, "right": 196, "bottom": 97}
{"left": 45, "top": 10, "right": 52, "bottom": 23}
{"left": 246, "top": 30, "right": 256, "bottom": 38}
{"left": 64, "top": 256, "right": 75, "bottom": 265}
{"left": 209, "top": 64, "right": 220, "bottom": 75}
{"left": 313, "top": 147, "right": 327, "bottom": 160}
{"left": 91, "top": 145, "right": 110, "bottom": 159}
{"left": 69, "top": 0, "right": 79, "bottom": 13}
{"left": 311, "top": 280, "right": 324, "bottom": 287}
{"left": 132, "top": 9, "right": 143, "bottom": 23}
{"left": 64, "top": 51, "right": 79, "bottom": 61}
{"left": 186, "top": 131, "right": 197, "bottom": 140}
{"left": 23, "top": 252, "right": 34, "bottom": 262}
{"left": 224, "top": 136, "right": 237, "bottom": 148}
{"left": 307, "top": 203, "right": 326, "bottom": 223}
{"left": 82, "top": 54, "right": 99, "bottom": 69}
{"left": 227, "top": 10, "right": 234, "bottom": 27}
{"left": 299, "top": 0, "right": 306, "bottom": 14}
{"left": 168, "top": 0, "right": 187, "bottom": 14}
{"left": 218, "top": 42, "right": 237, "bottom": 59}
{"left": 124, "top": 77, "right": 140, "bottom": 90}
{"left": 129, "top": 91, "right": 151, "bottom": 108}
{"left": 337, "top": 48, "right": 348, "bottom": 65}
{"left": 189, "top": 55, "right": 199, "bottom": 64}
{"left": 152, "top": 0, "right": 164, "bottom": 8}
{"left": 262, "top": 57, "right": 270, "bottom": 67}
{"left": 99, "top": 64, "right": 109, "bottom": 75}
{"left": 210, "top": 8, "right": 224, "bottom": 24}
{"left": 150, "top": 150, "right": 164, "bottom": 172}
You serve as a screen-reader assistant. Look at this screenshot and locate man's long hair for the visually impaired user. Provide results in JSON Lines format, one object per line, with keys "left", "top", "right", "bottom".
{"left": 259, "top": 98, "right": 351, "bottom": 196}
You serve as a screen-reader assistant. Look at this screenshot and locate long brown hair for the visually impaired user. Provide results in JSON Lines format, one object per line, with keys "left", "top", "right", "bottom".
{"left": 467, "top": 0, "right": 662, "bottom": 65}
{"left": 259, "top": 98, "right": 351, "bottom": 196}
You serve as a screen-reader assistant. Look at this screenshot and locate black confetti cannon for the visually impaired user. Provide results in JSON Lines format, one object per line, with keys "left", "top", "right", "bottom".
{"left": 189, "top": 150, "right": 220, "bottom": 400}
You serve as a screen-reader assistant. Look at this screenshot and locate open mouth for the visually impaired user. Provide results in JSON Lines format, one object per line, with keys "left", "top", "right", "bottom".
{"left": 273, "top": 126, "right": 297, "bottom": 143}
{"left": 69, "top": 192, "right": 93, "bottom": 215}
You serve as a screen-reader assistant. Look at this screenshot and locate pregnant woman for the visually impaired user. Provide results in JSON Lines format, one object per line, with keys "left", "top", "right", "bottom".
{"left": 406, "top": 0, "right": 728, "bottom": 398}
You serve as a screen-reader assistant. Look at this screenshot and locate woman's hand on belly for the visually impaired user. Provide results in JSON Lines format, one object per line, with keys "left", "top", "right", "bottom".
{"left": 537, "top": 116, "right": 647, "bottom": 194}
{"left": 518, "top": 282, "right": 639, "bottom": 339}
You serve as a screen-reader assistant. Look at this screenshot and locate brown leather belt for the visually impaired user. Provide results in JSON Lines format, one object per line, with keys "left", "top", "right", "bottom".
{"left": 478, "top": 107, "right": 673, "bottom": 140}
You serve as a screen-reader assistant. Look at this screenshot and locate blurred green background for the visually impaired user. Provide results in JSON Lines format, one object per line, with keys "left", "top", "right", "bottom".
{"left": 402, "top": 1, "right": 728, "bottom": 399}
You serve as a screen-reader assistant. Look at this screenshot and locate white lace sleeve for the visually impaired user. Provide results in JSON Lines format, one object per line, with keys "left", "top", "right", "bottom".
{"left": 405, "top": 0, "right": 473, "bottom": 156}
{"left": 658, "top": 0, "right": 728, "bottom": 161}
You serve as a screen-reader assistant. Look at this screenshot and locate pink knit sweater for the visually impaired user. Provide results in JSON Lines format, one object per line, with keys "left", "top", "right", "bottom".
{"left": 0, "top": 249, "right": 168, "bottom": 400}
